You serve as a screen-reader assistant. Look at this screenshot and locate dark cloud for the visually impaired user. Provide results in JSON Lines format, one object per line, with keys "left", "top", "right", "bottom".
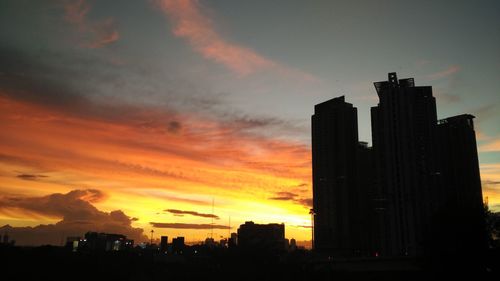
{"left": 16, "top": 173, "right": 48, "bottom": 181}
{"left": 150, "top": 222, "right": 229, "bottom": 229}
{"left": 293, "top": 225, "right": 312, "bottom": 229}
{"left": 295, "top": 198, "right": 313, "bottom": 207}
{"left": 0, "top": 189, "right": 146, "bottom": 245}
{"left": 0, "top": 45, "right": 302, "bottom": 139}
{"left": 484, "top": 180, "right": 500, "bottom": 186}
{"left": 164, "top": 209, "right": 219, "bottom": 219}
{"left": 167, "top": 121, "right": 181, "bottom": 134}
{"left": 269, "top": 191, "right": 297, "bottom": 201}
{"left": 268, "top": 191, "right": 312, "bottom": 208}
{"left": 152, "top": 194, "right": 210, "bottom": 206}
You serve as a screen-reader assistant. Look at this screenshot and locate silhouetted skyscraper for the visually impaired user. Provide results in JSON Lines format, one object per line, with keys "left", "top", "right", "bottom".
{"left": 312, "top": 72, "right": 485, "bottom": 261}
{"left": 371, "top": 72, "right": 439, "bottom": 257}
{"left": 312, "top": 96, "right": 368, "bottom": 255}
{"left": 435, "top": 115, "right": 487, "bottom": 257}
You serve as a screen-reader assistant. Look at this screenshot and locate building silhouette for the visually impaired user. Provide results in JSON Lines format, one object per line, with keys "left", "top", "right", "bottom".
{"left": 172, "top": 237, "right": 185, "bottom": 254}
{"left": 371, "top": 73, "right": 439, "bottom": 257}
{"left": 312, "top": 72, "right": 486, "bottom": 259}
{"left": 160, "top": 236, "right": 168, "bottom": 253}
{"left": 237, "top": 221, "right": 285, "bottom": 252}
{"left": 2, "top": 232, "right": 9, "bottom": 244}
{"left": 435, "top": 114, "right": 487, "bottom": 257}
{"left": 311, "top": 96, "right": 371, "bottom": 256}
{"left": 69, "top": 232, "right": 134, "bottom": 252}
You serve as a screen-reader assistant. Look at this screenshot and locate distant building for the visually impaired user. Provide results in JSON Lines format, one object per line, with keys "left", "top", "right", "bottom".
{"left": 237, "top": 221, "right": 285, "bottom": 252}
{"left": 228, "top": 232, "right": 238, "bottom": 248}
{"left": 2, "top": 232, "right": 9, "bottom": 244}
{"left": 219, "top": 238, "right": 227, "bottom": 248}
{"left": 160, "top": 236, "right": 168, "bottom": 253}
{"left": 80, "top": 232, "right": 134, "bottom": 252}
{"left": 204, "top": 237, "right": 215, "bottom": 248}
{"left": 172, "top": 237, "right": 185, "bottom": 254}
{"left": 65, "top": 236, "right": 81, "bottom": 252}
{"left": 289, "top": 238, "right": 297, "bottom": 252}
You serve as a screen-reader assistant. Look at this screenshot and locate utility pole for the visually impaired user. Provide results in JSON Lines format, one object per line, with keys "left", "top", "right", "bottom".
{"left": 309, "top": 208, "right": 315, "bottom": 250}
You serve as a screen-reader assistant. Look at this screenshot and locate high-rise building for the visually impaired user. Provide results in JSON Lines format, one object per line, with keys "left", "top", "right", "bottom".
{"left": 312, "top": 96, "right": 358, "bottom": 255}
{"left": 228, "top": 232, "right": 238, "bottom": 248}
{"left": 371, "top": 72, "right": 439, "bottom": 257}
{"left": 312, "top": 72, "right": 485, "bottom": 260}
{"left": 436, "top": 115, "right": 487, "bottom": 256}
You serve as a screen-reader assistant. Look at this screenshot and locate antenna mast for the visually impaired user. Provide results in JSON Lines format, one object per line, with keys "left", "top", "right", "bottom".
{"left": 211, "top": 198, "right": 214, "bottom": 239}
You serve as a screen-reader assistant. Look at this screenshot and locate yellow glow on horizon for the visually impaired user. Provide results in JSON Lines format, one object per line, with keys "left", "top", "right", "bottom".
{"left": 0, "top": 94, "right": 313, "bottom": 243}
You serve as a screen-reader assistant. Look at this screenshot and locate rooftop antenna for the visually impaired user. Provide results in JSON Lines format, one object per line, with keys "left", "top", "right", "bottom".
{"left": 150, "top": 229, "right": 154, "bottom": 245}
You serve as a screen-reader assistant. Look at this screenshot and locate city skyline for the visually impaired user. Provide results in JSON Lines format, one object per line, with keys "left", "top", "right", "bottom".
{"left": 1, "top": 0, "right": 499, "bottom": 246}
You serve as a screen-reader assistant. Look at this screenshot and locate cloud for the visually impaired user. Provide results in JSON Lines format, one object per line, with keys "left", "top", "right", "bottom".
{"left": 268, "top": 191, "right": 312, "bottom": 208}
{"left": 295, "top": 198, "right": 313, "bottom": 207}
{"left": 150, "top": 222, "right": 229, "bottom": 229}
{"left": 481, "top": 163, "right": 500, "bottom": 211}
{"left": 480, "top": 139, "right": 500, "bottom": 152}
{"left": 293, "top": 225, "right": 312, "bottom": 229}
{"left": 63, "top": 0, "right": 119, "bottom": 48}
{"left": 433, "top": 89, "right": 461, "bottom": 103}
{"left": 484, "top": 180, "right": 500, "bottom": 186}
{"left": 472, "top": 103, "right": 499, "bottom": 121}
{"left": 269, "top": 191, "right": 297, "bottom": 201}
{"left": 167, "top": 120, "right": 182, "bottom": 134}
{"left": 156, "top": 0, "right": 317, "bottom": 81}
{"left": 165, "top": 209, "right": 219, "bottom": 219}
{"left": 157, "top": 0, "right": 272, "bottom": 76}
{"left": 426, "top": 65, "right": 460, "bottom": 80}
{"left": 0, "top": 190, "right": 146, "bottom": 245}
{"left": 16, "top": 173, "right": 48, "bottom": 181}
{"left": 0, "top": 45, "right": 312, "bottom": 237}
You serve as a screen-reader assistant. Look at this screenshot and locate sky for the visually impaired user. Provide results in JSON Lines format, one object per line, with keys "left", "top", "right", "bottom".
{"left": 0, "top": 0, "right": 499, "bottom": 246}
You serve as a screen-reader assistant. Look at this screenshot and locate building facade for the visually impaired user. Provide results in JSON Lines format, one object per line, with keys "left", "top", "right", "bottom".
{"left": 237, "top": 221, "right": 285, "bottom": 252}
{"left": 312, "top": 73, "right": 485, "bottom": 259}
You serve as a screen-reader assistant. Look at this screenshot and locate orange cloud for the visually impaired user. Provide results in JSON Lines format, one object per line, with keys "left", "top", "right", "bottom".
{"left": 426, "top": 65, "right": 460, "bottom": 80}
{"left": 63, "top": 0, "right": 119, "bottom": 48}
{"left": 157, "top": 0, "right": 316, "bottom": 81}
{"left": 480, "top": 138, "right": 500, "bottom": 152}
{"left": 480, "top": 163, "right": 500, "bottom": 211}
{"left": 0, "top": 189, "right": 145, "bottom": 245}
{"left": 0, "top": 93, "right": 312, "bottom": 243}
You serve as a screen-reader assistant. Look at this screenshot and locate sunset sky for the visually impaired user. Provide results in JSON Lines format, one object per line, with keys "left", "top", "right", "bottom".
{"left": 0, "top": 0, "right": 499, "bottom": 246}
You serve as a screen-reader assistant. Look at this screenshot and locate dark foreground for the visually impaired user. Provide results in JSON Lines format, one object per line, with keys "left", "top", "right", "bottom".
{"left": 1, "top": 245, "right": 499, "bottom": 281}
